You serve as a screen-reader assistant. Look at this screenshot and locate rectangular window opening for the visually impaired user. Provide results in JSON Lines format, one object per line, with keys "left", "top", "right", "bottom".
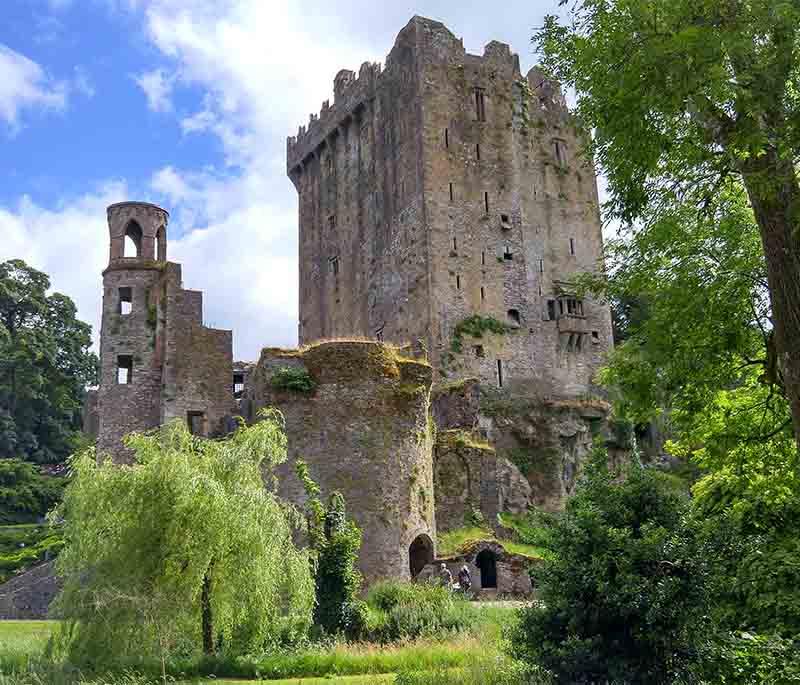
{"left": 329, "top": 255, "right": 340, "bottom": 276}
{"left": 187, "top": 411, "right": 205, "bottom": 436}
{"left": 118, "top": 287, "right": 132, "bottom": 316}
{"left": 496, "top": 359, "right": 503, "bottom": 388}
{"left": 547, "top": 300, "right": 557, "bottom": 321}
{"left": 476, "top": 143, "right": 481, "bottom": 160}
{"left": 449, "top": 183, "right": 454, "bottom": 202}
{"left": 116, "top": 355, "right": 133, "bottom": 385}
{"left": 553, "top": 139, "right": 567, "bottom": 168}
{"left": 503, "top": 246, "right": 513, "bottom": 261}
{"left": 591, "top": 330, "right": 600, "bottom": 342}
{"left": 328, "top": 214, "right": 336, "bottom": 232}
{"left": 233, "top": 373, "right": 245, "bottom": 398}
{"left": 474, "top": 345, "right": 485, "bottom": 358}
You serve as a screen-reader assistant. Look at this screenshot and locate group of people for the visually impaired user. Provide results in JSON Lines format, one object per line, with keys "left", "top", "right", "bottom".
{"left": 438, "top": 562, "right": 471, "bottom": 595}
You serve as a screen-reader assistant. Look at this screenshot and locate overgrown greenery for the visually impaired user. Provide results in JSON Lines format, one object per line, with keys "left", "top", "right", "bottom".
{"left": 535, "top": 0, "right": 800, "bottom": 451}
{"left": 0, "top": 524, "right": 63, "bottom": 583}
{"left": 0, "top": 260, "right": 98, "bottom": 464}
{"left": 450, "top": 315, "right": 512, "bottom": 354}
{"left": 296, "top": 461, "right": 367, "bottom": 638}
{"left": 510, "top": 451, "right": 707, "bottom": 684}
{"left": 52, "top": 411, "right": 314, "bottom": 670}
{"left": 270, "top": 366, "right": 316, "bottom": 393}
{"left": 0, "top": 459, "right": 65, "bottom": 523}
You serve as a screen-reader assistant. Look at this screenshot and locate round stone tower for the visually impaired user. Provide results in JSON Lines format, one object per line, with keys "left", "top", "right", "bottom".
{"left": 97, "top": 202, "right": 169, "bottom": 462}
{"left": 245, "top": 340, "right": 437, "bottom": 584}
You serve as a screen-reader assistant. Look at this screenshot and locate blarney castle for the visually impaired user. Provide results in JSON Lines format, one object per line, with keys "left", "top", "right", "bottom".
{"left": 2, "top": 16, "right": 617, "bottom": 617}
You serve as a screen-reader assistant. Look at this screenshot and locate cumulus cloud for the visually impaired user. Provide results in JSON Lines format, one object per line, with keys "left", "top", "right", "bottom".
{"left": 0, "top": 44, "right": 67, "bottom": 130}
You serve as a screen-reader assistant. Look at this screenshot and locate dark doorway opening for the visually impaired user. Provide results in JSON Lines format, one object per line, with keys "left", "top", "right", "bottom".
{"left": 476, "top": 549, "right": 497, "bottom": 588}
{"left": 409, "top": 534, "right": 434, "bottom": 579}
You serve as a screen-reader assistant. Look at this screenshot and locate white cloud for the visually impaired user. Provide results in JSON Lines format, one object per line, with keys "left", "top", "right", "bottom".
{"left": 0, "top": 44, "right": 67, "bottom": 130}
{"left": 134, "top": 68, "right": 175, "bottom": 112}
{"left": 0, "top": 182, "right": 130, "bottom": 348}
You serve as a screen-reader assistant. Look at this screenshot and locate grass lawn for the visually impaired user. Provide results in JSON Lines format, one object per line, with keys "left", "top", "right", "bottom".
{"left": 437, "top": 525, "right": 548, "bottom": 559}
{"left": 0, "top": 620, "right": 56, "bottom": 653}
{"left": 205, "top": 676, "right": 395, "bottom": 684}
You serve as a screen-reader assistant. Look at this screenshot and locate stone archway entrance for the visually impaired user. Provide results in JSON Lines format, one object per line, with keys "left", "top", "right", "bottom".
{"left": 409, "top": 534, "right": 434, "bottom": 579}
{"left": 476, "top": 548, "right": 497, "bottom": 588}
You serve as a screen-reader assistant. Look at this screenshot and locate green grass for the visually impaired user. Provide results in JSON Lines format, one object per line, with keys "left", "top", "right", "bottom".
{"left": 437, "top": 526, "right": 547, "bottom": 560}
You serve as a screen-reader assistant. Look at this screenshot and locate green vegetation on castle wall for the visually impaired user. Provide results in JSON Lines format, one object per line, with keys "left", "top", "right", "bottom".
{"left": 271, "top": 366, "right": 317, "bottom": 393}
{"left": 450, "top": 316, "right": 513, "bottom": 354}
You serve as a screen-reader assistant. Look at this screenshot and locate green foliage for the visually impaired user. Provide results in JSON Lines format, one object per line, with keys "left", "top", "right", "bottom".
{"left": 450, "top": 316, "right": 512, "bottom": 354}
{"left": 437, "top": 525, "right": 547, "bottom": 560}
{"left": 0, "top": 260, "right": 98, "bottom": 464}
{"left": 396, "top": 656, "right": 551, "bottom": 685}
{"left": 296, "top": 461, "right": 366, "bottom": 638}
{"left": 53, "top": 410, "right": 314, "bottom": 668}
{"left": 364, "top": 581, "right": 478, "bottom": 643}
{"left": 270, "top": 366, "right": 316, "bottom": 393}
{"left": 0, "top": 524, "right": 64, "bottom": 583}
{"left": 509, "top": 451, "right": 707, "bottom": 684}
{"left": 0, "top": 459, "right": 65, "bottom": 523}
{"left": 694, "top": 631, "right": 800, "bottom": 684}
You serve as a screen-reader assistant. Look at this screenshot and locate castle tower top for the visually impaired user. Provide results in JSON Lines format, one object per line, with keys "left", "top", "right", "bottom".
{"left": 107, "top": 201, "right": 169, "bottom": 264}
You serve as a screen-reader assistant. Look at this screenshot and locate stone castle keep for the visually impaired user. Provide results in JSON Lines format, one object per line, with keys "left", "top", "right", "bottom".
{"left": 85, "top": 16, "right": 615, "bottom": 588}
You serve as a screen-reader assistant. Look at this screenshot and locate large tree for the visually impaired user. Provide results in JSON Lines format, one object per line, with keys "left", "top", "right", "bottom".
{"left": 0, "top": 259, "right": 97, "bottom": 463}
{"left": 536, "top": 0, "right": 800, "bottom": 451}
{"left": 53, "top": 411, "right": 314, "bottom": 670}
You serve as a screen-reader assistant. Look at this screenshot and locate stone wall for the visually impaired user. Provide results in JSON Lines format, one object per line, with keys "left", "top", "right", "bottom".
{"left": 244, "top": 340, "right": 436, "bottom": 584}
{"left": 0, "top": 562, "right": 60, "bottom": 619}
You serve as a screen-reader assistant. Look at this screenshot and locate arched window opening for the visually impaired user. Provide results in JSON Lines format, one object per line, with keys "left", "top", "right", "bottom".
{"left": 409, "top": 534, "right": 434, "bottom": 579}
{"left": 476, "top": 549, "right": 497, "bottom": 589}
{"left": 156, "top": 225, "right": 167, "bottom": 261}
{"left": 123, "top": 221, "right": 143, "bottom": 258}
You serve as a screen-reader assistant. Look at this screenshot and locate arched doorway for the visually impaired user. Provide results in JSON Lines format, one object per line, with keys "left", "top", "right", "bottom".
{"left": 409, "top": 534, "right": 433, "bottom": 579}
{"left": 124, "top": 220, "right": 143, "bottom": 258}
{"left": 476, "top": 549, "right": 497, "bottom": 589}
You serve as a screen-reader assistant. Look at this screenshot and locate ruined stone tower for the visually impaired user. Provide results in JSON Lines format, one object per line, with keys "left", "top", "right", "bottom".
{"left": 96, "top": 201, "right": 234, "bottom": 462}
{"left": 288, "top": 16, "right": 613, "bottom": 398}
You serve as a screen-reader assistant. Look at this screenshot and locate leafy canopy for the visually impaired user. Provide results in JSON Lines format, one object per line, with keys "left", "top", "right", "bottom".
{"left": 509, "top": 451, "right": 707, "bottom": 684}
{"left": 53, "top": 410, "right": 314, "bottom": 667}
{"left": 0, "top": 259, "right": 98, "bottom": 464}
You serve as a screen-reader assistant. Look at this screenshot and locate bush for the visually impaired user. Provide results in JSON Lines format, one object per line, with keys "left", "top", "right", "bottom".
{"left": 509, "top": 450, "right": 708, "bottom": 684}
{"left": 270, "top": 366, "right": 316, "bottom": 393}
{"left": 364, "top": 581, "right": 478, "bottom": 643}
{"left": 694, "top": 631, "right": 800, "bottom": 684}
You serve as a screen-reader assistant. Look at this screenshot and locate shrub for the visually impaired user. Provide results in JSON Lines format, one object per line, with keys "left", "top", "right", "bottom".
{"left": 0, "top": 459, "right": 65, "bottom": 524}
{"left": 694, "top": 631, "right": 800, "bottom": 684}
{"left": 509, "top": 450, "right": 708, "bottom": 684}
{"left": 365, "top": 581, "right": 478, "bottom": 643}
{"left": 270, "top": 366, "right": 316, "bottom": 393}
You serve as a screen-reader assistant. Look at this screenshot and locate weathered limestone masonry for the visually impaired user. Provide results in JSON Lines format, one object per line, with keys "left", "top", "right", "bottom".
{"left": 242, "top": 341, "right": 436, "bottom": 584}
{"left": 96, "top": 202, "right": 233, "bottom": 462}
{"left": 288, "top": 15, "right": 613, "bottom": 395}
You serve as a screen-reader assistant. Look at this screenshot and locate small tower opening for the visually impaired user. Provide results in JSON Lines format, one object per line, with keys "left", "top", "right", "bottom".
{"left": 123, "top": 220, "right": 143, "bottom": 258}
{"left": 116, "top": 355, "right": 133, "bottom": 385}
{"left": 156, "top": 225, "right": 167, "bottom": 261}
{"left": 118, "top": 287, "right": 132, "bottom": 315}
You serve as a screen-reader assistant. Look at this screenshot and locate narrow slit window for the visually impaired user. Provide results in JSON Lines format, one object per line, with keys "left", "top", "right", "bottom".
{"left": 456, "top": 274, "right": 461, "bottom": 290}
{"left": 475, "top": 88, "right": 486, "bottom": 121}
{"left": 328, "top": 214, "right": 336, "bottom": 232}
{"left": 118, "top": 287, "right": 132, "bottom": 315}
{"left": 539, "top": 258, "right": 544, "bottom": 273}
{"left": 553, "top": 139, "right": 567, "bottom": 167}
{"left": 187, "top": 411, "right": 205, "bottom": 436}
{"left": 117, "top": 355, "right": 133, "bottom": 385}
{"left": 329, "top": 255, "right": 340, "bottom": 276}
{"left": 484, "top": 192, "right": 489, "bottom": 214}
{"left": 449, "top": 183, "right": 454, "bottom": 202}
{"left": 569, "top": 237, "right": 576, "bottom": 255}
{"left": 496, "top": 359, "right": 503, "bottom": 388}
{"left": 445, "top": 128, "right": 449, "bottom": 148}
{"left": 481, "top": 251, "right": 486, "bottom": 266}
{"left": 452, "top": 236, "right": 457, "bottom": 251}
{"left": 476, "top": 143, "right": 481, "bottom": 160}
{"left": 480, "top": 286, "right": 485, "bottom": 301}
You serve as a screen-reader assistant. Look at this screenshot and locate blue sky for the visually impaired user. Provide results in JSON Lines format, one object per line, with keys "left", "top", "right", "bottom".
{"left": 0, "top": 0, "right": 557, "bottom": 360}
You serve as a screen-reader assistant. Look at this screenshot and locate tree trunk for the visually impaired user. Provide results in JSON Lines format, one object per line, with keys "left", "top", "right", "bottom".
{"left": 201, "top": 563, "right": 214, "bottom": 655}
{"left": 741, "top": 154, "right": 800, "bottom": 455}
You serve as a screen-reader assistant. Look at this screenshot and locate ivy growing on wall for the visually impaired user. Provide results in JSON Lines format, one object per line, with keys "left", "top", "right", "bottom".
{"left": 450, "top": 315, "right": 513, "bottom": 354}
{"left": 270, "top": 366, "right": 316, "bottom": 393}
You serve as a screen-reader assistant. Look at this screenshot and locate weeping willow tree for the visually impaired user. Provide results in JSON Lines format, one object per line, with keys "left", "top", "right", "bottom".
{"left": 52, "top": 410, "right": 314, "bottom": 670}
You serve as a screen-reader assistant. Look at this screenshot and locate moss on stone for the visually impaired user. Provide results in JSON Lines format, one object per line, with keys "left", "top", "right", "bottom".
{"left": 450, "top": 315, "right": 513, "bottom": 354}
{"left": 430, "top": 376, "right": 480, "bottom": 399}
{"left": 437, "top": 429, "right": 494, "bottom": 453}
